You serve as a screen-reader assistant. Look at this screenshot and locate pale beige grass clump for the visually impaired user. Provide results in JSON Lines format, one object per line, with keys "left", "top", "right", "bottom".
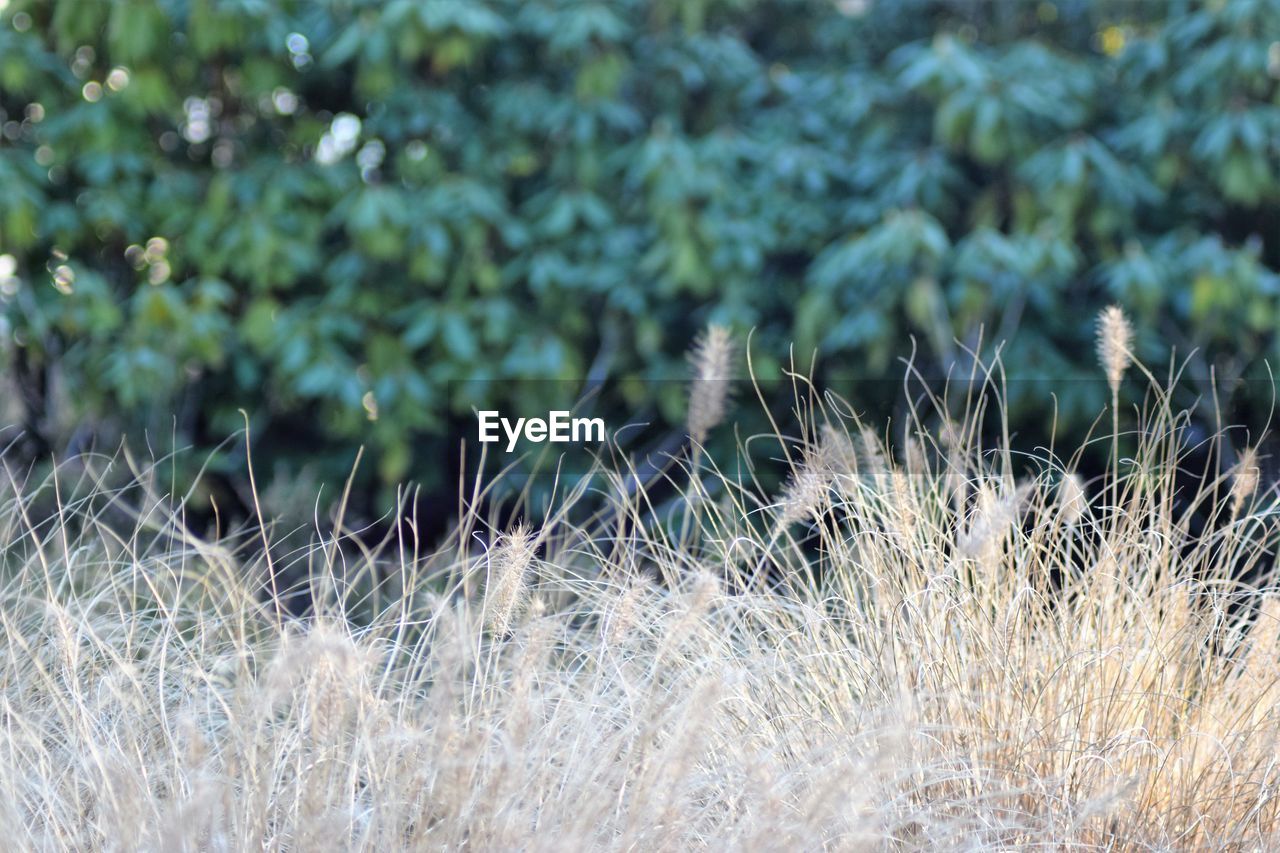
{"left": 2, "top": 343, "right": 1280, "bottom": 849}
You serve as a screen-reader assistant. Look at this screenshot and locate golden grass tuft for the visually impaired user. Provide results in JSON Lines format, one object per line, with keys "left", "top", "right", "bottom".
{"left": 3, "top": 347, "right": 1280, "bottom": 849}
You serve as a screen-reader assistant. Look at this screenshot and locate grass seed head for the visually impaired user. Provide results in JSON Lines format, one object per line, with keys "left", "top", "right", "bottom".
{"left": 778, "top": 451, "right": 832, "bottom": 526}
{"left": 687, "top": 325, "right": 734, "bottom": 444}
{"left": 1231, "top": 446, "right": 1260, "bottom": 517}
{"left": 1058, "top": 473, "right": 1088, "bottom": 526}
{"left": 486, "top": 524, "right": 537, "bottom": 636}
{"left": 1096, "top": 304, "right": 1133, "bottom": 394}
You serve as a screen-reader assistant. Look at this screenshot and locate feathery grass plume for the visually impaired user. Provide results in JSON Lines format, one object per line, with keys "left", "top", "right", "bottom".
{"left": 1096, "top": 304, "right": 1133, "bottom": 395}
{"left": 857, "top": 426, "right": 889, "bottom": 494}
{"left": 687, "top": 324, "right": 734, "bottom": 444}
{"left": 1097, "top": 304, "right": 1133, "bottom": 517}
{"left": 1058, "top": 473, "right": 1088, "bottom": 526}
{"left": 818, "top": 423, "right": 859, "bottom": 496}
{"left": 957, "top": 483, "right": 1018, "bottom": 562}
{"left": 1012, "top": 479, "right": 1038, "bottom": 513}
{"left": 503, "top": 596, "right": 555, "bottom": 751}
{"left": 818, "top": 423, "right": 855, "bottom": 498}
{"left": 686, "top": 570, "right": 722, "bottom": 616}
{"left": 889, "top": 470, "right": 919, "bottom": 541}
{"left": 485, "top": 524, "right": 536, "bottom": 635}
{"left": 605, "top": 579, "right": 645, "bottom": 648}
{"left": 903, "top": 434, "right": 927, "bottom": 479}
{"left": 262, "top": 621, "right": 374, "bottom": 744}
{"left": 818, "top": 423, "right": 858, "bottom": 473}
{"left": 777, "top": 450, "right": 832, "bottom": 526}
{"left": 1231, "top": 446, "right": 1260, "bottom": 517}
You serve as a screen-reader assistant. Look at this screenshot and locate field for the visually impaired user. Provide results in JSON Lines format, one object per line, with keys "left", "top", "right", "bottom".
{"left": 3, "top": 316, "right": 1280, "bottom": 850}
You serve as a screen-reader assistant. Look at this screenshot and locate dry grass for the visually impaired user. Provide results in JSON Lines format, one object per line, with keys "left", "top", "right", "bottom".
{"left": 4, "top": 333, "right": 1280, "bottom": 850}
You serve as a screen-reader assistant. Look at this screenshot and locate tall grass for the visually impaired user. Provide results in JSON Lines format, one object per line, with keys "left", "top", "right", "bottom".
{"left": 3, "top": 317, "right": 1280, "bottom": 849}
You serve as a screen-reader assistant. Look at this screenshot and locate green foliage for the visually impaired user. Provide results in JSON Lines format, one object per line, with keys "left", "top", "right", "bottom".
{"left": 1, "top": 0, "right": 1279, "bottom": 498}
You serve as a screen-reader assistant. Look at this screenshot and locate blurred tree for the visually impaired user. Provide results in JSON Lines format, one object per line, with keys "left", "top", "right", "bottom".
{"left": 0, "top": 0, "right": 1278, "bottom": 505}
